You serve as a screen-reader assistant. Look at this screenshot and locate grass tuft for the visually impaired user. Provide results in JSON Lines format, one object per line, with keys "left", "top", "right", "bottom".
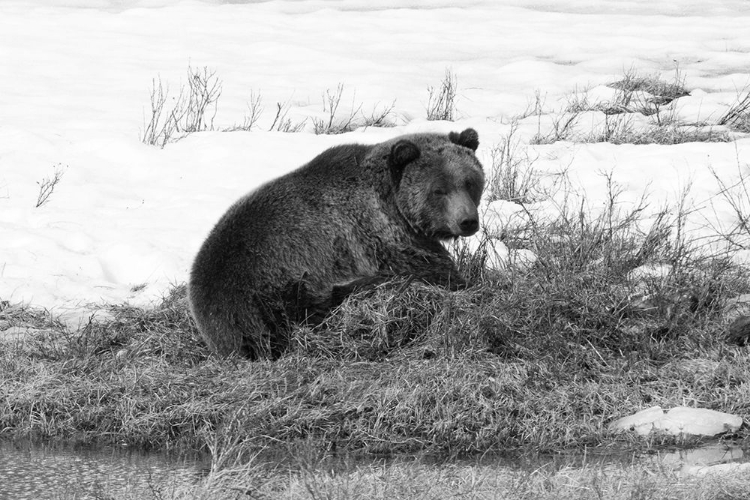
{"left": 607, "top": 67, "right": 689, "bottom": 105}
{"left": 718, "top": 89, "right": 750, "bottom": 133}
{"left": 530, "top": 67, "right": 737, "bottom": 145}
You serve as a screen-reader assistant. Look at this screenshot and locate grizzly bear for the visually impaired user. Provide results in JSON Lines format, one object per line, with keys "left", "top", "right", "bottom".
{"left": 188, "top": 128, "right": 484, "bottom": 359}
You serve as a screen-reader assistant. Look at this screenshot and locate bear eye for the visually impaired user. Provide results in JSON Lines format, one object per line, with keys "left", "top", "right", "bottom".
{"left": 433, "top": 188, "right": 448, "bottom": 196}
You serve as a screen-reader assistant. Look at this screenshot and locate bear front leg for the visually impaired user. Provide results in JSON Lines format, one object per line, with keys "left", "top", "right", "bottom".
{"left": 388, "top": 246, "right": 467, "bottom": 291}
{"left": 331, "top": 275, "right": 393, "bottom": 306}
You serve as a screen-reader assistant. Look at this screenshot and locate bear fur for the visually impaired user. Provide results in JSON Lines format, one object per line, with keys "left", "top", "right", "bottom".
{"left": 188, "top": 128, "right": 484, "bottom": 359}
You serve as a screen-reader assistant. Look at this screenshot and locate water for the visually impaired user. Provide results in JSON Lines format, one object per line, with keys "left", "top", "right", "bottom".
{"left": 0, "top": 440, "right": 209, "bottom": 500}
{"left": 0, "top": 438, "right": 746, "bottom": 499}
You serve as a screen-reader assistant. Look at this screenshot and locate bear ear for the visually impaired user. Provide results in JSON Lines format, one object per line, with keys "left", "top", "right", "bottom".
{"left": 390, "top": 140, "right": 421, "bottom": 168}
{"left": 389, "top": 140, "right": 420, "bottom": 185}
{"left": 449, "top": 128, "right": 479, "bottom": 151}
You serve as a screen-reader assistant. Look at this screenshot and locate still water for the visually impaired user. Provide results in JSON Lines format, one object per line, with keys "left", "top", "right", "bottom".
{"left": 0, "top": 438, "right": 747, "bottom": 499}
{"left": 0, "top": 440, "right": 208, "bottom": 500}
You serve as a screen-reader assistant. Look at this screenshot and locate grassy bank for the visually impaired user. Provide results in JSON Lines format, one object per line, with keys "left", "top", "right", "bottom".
{"left": 3, "top": 271, "right": 749, "bottom": 456}
{"left": 3, "top": 190, "right": 750, "bottom": 456}
{"left": 4, "top": 175, "right": 750, "bottom": 499}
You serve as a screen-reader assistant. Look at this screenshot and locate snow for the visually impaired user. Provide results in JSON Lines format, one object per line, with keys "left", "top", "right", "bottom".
{"left": 2, "top": 0, "right": 750, "bottom": 325}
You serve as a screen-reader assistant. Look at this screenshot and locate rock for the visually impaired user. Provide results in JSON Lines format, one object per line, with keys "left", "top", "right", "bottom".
{"left": 609, "top": 406, "right": 743, "bottom": 437}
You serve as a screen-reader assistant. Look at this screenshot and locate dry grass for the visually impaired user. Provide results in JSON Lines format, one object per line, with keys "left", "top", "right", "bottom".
{"left": 531, "top": 68, "right": 733, "bottom": 145}
{"left": 718, "top": 89, "right": 750, "bottom": 133}
{"left": 607, "top": 67, "right": 689, "bottom": 106}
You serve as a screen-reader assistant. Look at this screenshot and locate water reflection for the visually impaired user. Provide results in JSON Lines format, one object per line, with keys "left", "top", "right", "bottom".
{"left": 656, "top": 442, "right": 744, "bottom": 467}
{"left": 0, "top": 439, "right": 208, "bottom": 500}
{"left": 439, "top": 441, "right": 749, "bottom": 476}
{"left": 0, "top": 438, "right": 747, "bottom": 498}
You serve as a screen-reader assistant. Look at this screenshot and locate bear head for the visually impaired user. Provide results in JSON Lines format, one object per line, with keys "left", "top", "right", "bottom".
{"left": 388, "top": 128, "right": 484, "bottom": 240}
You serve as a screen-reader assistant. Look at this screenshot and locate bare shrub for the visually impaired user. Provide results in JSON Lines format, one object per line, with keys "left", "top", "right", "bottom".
{"left": 519, "top": 89, "right": 547, "bottom": 120}
{"left": 360, "top": 100, "right": 397, "bottom": 128}
{"left": 564, "top": 86, "right": 593, "bottom": 114}
{"left": 225, "top": 90, "right": 264, "bottom": 132}
{"left": 708, "top": 157, "right": 750, "bottom": 251}
{"left": 426, "top": 68, "right": 458, "bottom": 121}
{"left": 182, "top": 65, "right": 222, "bottom": 133}
{"left": 530, "top": 112, "right": 581, "bottom": 145}
{"left": 140, "top": 76, "right": 188, "bottom": 148}
{"left": 35, "top": 164, "right": 66, "bottom": 208}
{"left": 591, "top": 113, "right": 634, "bottom": 143}
{"left": 526, "top": 171, "right": 684, "bottom": 276}
{"left": 141, "top": 65, "right": 222, "bottom": 147}
{"left": 312, "top": 84, "right": 362, "bottom": 135}
{"left": 489, "top": 122, "right": 541, "bottom": 204}
{"left": 268, "top": 99, "right": 306, "bottom": 133}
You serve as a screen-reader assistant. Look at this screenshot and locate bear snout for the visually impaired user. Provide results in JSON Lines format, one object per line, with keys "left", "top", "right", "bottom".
{"left": 459, "top": 217, "right": 479, "bottom": 235}
{"left": 441, "top": 194, "right": 480, "bottom": 237}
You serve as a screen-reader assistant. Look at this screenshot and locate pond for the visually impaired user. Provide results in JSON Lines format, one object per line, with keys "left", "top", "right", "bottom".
{"left": 0, "top": 439, "right": 209, "bottom": 500}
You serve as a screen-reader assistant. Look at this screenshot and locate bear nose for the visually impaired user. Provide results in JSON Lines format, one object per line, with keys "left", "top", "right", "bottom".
{"left": 459, "top": 218, "right": 479, "bottom": 235}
